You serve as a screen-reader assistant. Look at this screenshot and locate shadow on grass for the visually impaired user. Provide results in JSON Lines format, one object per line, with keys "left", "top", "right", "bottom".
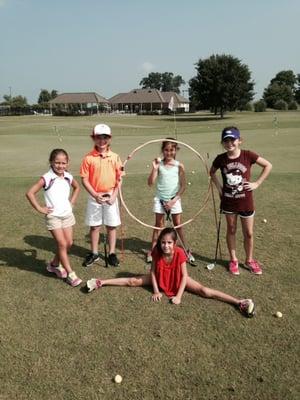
{"left": 0, "top": 248, "right": 54, "bottom": 277}
{"left": 24, "top": 235, "right": 87, "bottom": 258}
{"left": 22, "top": 234, "right": 222, "bottom": 270}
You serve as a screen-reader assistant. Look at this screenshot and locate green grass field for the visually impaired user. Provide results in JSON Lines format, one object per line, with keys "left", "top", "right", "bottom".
{"left": 0, "top": 111, "right": 299, "bottom": 399}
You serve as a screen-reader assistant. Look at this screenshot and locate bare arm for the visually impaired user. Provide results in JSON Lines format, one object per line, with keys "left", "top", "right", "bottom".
{"left": 26, "top": 178, "right": 52, "bottom": 215}
{"left": 209, "top": 165, "right": 223, "bottom": 197}
{"left": 147, "top": 158, "right": 160, "bottom": 186}
{"left": 171, "top": 262, "right": 188, "bottom": 305}
{"left": 150, "top": 261, "right": 162, "bottom": 302}
{"left": 244, "top": 157, "right": 272, "bottom": 191}
{"left": 70, "top": 178, "right": 80, "bottom": 206}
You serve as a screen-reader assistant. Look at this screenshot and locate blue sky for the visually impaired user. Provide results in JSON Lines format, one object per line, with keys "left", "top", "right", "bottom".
{"left": 0, "top": 0, "right": 299, "bottom": 103}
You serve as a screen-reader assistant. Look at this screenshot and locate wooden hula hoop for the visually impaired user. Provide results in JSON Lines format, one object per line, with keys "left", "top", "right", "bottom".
{"left": 119, "top": 138, "right": 212, "bottom": 230}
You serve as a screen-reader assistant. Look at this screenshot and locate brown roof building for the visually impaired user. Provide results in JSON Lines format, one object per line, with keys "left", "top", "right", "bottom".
{"left": 50, "top": 92, "right": 109, "bottom": 105}
{"left": 49, "top": 92, "right": 109, "bottom": 115}
{"left": 109, "top": 88, "right": 189, "bottom": 113}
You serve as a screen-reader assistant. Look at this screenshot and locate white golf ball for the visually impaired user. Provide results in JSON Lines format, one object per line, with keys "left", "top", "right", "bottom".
{"left": 146, "top": 164, "right": 149, "bottom": 168}
{"left": 275, "top": 311, "right": 283, "bottom": 318}
{"left": 191, "top": 170, "right": 195, "bottom": 174}
{"left": 188, "top": 182, "right": 191, "bottom": 185}
{"left": 263, "top": 219, "right": 267, "bottom": 223}
{"left": 156, "top": 157, "right": 161, "bottom": 163}
{"left": 114, "top": 374, "right": 123, "bottom": 383}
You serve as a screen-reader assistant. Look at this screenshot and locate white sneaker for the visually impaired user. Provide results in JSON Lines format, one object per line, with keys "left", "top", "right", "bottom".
{"left": 239, "top": 299, "right": 255, "bottom": 318}
{"left": 66, "top": 271, "right": 82, "bottom": 287}
{"left": 86, "top": 278, "right": 102, "bottom": 293}
{"left": 187, "top": 250, "right": 197, "bottom": 266}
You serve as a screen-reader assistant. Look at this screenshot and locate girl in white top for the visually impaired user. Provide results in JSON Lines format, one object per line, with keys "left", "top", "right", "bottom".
{"left": 26, "top": 149, "right": 82, "bottom": 287}
{"left": 147, "top": 138, "right": 195, "bottom": 264}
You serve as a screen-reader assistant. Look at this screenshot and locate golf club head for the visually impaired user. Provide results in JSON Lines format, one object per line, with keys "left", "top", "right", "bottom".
{"left": 206, "top": 263, "right": 216, "bottom": 271}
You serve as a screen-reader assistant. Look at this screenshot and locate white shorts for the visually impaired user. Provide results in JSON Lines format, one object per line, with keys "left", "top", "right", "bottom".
{"left": 153, "top": 196, "right": 182, "bottom": 214}
{"left": 85, "top": 196, "right": 121, "bottom": 227}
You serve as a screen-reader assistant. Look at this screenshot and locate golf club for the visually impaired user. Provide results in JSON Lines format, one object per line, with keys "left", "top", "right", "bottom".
{"left": 206, "top": 210, "right": 222, "bottom": 270}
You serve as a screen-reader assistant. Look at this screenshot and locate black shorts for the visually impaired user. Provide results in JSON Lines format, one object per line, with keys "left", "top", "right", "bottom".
{"left": 221, "top": 210, "right": 255, "bottom": 218}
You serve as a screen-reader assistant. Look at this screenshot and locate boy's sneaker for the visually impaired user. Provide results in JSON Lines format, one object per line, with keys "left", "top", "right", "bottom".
{"left": 229, "top": 260, "right": 240, "bottom": 275}
{"left": 146, "top": 253, "right": 152, "bottom": 263}
{"left": 239, "top": 299, "right": 255, "bottom": 318}
{"left": 86, "top": 278, "right": 102, "bottom": 293}
{"left": 66, "top": 271, "right": 82, "bottom": 287}
{"left": 47, "top": 262, "right": 67, "bottom": 279}
{"left": 187, "top": 249, "right": 197, "bottom": 266}
{"left": 245, "top": 260, "right": 262, "bottom": 275}
{"left": 82, "top": 252, "right": 100, "bottom": 267}
{"left": 107, "top": 253, "right": 120, "bottom": 267}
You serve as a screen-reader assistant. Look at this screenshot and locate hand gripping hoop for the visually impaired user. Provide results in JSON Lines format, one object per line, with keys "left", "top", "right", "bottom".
{"left": 119, "top": 138, "right": 212, "bottom": 230}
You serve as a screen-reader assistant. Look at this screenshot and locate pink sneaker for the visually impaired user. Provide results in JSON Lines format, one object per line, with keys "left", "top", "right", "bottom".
{"left": 245, "top": 260, "right": 262, "bottom": 275}
{"left": 66, "top": 271, "right": 82, "bottom": 287}
{"left": 228, "top": 260, "right": 240, "bottom": 275}
{"left": 47, "top": 262, "right": 67, "bottom": 279}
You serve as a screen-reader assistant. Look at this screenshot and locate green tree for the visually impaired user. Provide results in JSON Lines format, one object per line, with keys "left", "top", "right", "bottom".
{"left": 2, "top": 94, "right": 13, "bottom": 106}
{"left": 189, "top": 54, "right": 254, "bottom": 117}
{"left": 295, "top": 74, "right": 300, "bottom": 104}
{"left": 263, "top": 82, "right": 294, "bottom": 108}
{"left": 38, "top": 89, "right": 51, "bottom": 104}
{"left": 270, "top": 70, "right": 297, "bottom": 90}
{"left": 50, "top": 90, "right": 58, "bottom": 99}
{"left": 140, "top": 72, "right": 185, "bottom": 93}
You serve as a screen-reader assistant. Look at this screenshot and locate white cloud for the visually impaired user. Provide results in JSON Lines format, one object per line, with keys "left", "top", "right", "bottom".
{"left": 141, "top": 62, "right": 155, "bottom": 74}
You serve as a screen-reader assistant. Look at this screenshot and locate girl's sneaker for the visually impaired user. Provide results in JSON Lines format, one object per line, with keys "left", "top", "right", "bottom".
{"left": 86, "top": 278, "right": 102, "bottom": 293}
{"left": 187, "top": 249, "right": 197, "bottom": 266}
{"left": 239, "top": 299, "right": 255, "bottom": 318}
{"left": 229, "top": 260, "right": 240, "bottom": 275}
{"left": 66, "top": 271, "right": 82, "bottom": 287}
{"left": 146, "top": 253, "right": 153, "bottom": 263}
{"left": 245, "top": 260, "right": 262, "bottom": 275}
{"left": 47, "top": 262, "right": 67, "bottom": 279}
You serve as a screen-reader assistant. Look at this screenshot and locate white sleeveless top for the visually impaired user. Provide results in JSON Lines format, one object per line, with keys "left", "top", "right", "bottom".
{"left": 43, "top": 169, "right": 73, "bottom": 217}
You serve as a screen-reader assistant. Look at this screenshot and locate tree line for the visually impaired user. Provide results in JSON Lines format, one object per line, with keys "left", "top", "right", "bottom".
{"left": 1, "top": 54, "right": 300, "bottom": 117}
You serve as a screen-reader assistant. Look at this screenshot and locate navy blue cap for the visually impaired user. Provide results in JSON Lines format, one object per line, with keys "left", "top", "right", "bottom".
{"left": 221, "top": 127, "right": 240, "bottom": 141}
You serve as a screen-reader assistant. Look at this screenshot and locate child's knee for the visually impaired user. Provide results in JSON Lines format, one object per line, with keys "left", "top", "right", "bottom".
{"left": 244, "top": 230, "right": 253, "bottom": 240}
{"left": 227, "top": 225, "right": 237, "bottom": 235}
{"left": 198, "top": 286, "right": 212, "bottom": 298}
{"left": 57, "top": 239, "right": 68, "bottom": 250}
{"left": 127, "top": 277, "right": 140, "bottom": 287}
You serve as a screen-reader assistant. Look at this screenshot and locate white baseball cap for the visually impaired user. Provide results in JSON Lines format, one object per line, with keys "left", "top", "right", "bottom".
{"left": 93, "top": 124, "right": 111, "bottom": 137}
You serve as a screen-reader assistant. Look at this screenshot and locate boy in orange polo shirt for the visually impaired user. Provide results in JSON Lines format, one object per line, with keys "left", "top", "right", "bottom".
{"left": 80, "top": 124, "right": 122, "bottom": 267}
